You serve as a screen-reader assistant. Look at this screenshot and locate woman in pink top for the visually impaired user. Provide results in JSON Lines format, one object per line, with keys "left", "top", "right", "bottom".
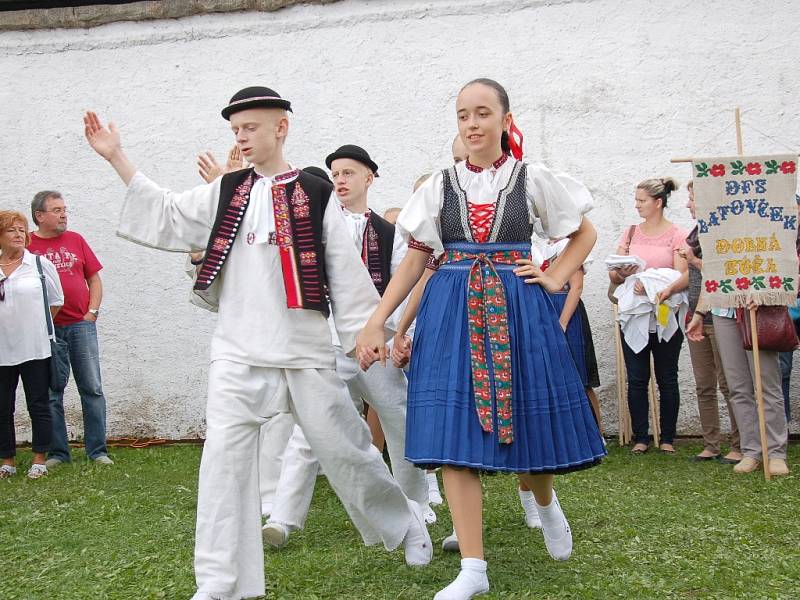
{"left": 609, "top": 178, "right": 688, "bottom": 454}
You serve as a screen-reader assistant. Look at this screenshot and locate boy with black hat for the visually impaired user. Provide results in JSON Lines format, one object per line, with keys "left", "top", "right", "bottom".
{"left": 262, "top": 145, "right": 430, "bottom": 547}
{"left": 83, "top": 86, "right": 431, "bottom": 600}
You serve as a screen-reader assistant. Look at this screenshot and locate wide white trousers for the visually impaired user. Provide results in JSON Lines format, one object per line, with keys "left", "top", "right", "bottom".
{"left": 194, "top": 360, "right": 412, "bottom": 600}
{"left": 257, "top": 412, "right": 294, "bottom": 516}
{"left": 269, "top": 353, "right": 427, "bottom": 531}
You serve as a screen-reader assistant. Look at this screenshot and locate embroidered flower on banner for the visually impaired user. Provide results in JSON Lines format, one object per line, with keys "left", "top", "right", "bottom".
{"left": 745, "top": 162, "right": 762, "bottom": 175}
{"left": 710, "top": 164, "right": 726, "bottom": 177}
{"left": 781, "top": 161, "right": 796, "bottom": 174}
{"left": 735, "top": 277, "right": 750, "bottom": 290}
{"left": 705, "top": 280, "right": 719, "bottom": 293}
{"left": 770, "top": 276, "right": 782, "bottom": 289}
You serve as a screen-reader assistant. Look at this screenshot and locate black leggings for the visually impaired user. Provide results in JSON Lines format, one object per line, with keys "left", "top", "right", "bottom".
{"left": 0, "top": 358, "right": 52, "bottom": 458}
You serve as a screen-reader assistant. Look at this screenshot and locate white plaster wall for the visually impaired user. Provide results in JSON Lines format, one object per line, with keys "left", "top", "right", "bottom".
{"left": 2, "top": 0, "right": 799, "bottom": 441}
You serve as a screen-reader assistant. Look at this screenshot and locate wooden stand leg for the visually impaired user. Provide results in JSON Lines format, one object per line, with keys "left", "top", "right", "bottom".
{"left": 648, "top": 356, "right": 660, "bottom": 448}
{"left": 613, "top": 306, "right": 631, "bottom": 446}
{"left": 749, "top": 308, "right": 772, "bottom": 480}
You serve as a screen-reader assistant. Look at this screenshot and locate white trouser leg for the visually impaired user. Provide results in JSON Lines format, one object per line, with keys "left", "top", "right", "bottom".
{"left": 284, "top": 368, "right": 411, "bottom": 550}
{"left": 258, "top": 412, "right": 295, "bottom": 516}
{"left": 345, "top": 361, "right": 428, "bottom": 505}
{"left": 268, "top": 424, "right": 320, "bottom": 529}
{"left": 195, "top": 361, "right": 289, "bottom": 600}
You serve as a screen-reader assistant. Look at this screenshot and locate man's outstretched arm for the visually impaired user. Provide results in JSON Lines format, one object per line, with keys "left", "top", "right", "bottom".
{"left": 84, "top": 111, "right": 137, "bottom": 185}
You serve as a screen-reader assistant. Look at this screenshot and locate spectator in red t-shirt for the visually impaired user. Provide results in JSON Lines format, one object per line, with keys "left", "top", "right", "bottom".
{"left": 28, "top": 190, "right": 112, "bottom": 466}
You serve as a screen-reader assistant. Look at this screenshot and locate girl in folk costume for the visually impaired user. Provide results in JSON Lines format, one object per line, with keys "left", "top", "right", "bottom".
{"left": 357, "top": 79, "right": 605, "bottom": 600}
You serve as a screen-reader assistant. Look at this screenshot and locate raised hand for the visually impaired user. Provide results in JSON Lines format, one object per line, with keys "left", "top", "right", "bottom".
{"left": 226, "top": 145, "right": 244, "bottom": 171}
{"left": 83, "top": 111, "right": 122, "bottom": 161}
{"left": 197, "top": 151, "right": 223, "bottom": 183}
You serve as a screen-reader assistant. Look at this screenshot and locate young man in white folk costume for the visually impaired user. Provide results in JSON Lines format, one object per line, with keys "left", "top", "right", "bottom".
{"left": 262, "top": 145, "right": 431, "bottom": 548}
{"left": 82, "top": 86, "right": 432, "bottom": 600}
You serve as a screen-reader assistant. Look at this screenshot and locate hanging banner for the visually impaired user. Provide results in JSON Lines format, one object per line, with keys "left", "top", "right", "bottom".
{"left": 692, "top": 154, "right": 797, "bottom": 308}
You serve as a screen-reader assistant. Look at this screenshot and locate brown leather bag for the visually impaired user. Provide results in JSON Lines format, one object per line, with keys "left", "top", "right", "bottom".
{"left": 607, "top": 225, "right": 637, "bottom": 304}
{"left": 735, "top": 306, "right": 799, "bottom": 352}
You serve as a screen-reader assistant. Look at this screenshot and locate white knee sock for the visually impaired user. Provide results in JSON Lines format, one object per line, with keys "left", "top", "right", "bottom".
{"left": 535, "top": 492, "right": 572, "bottom": 561}
{"left": 426, "top": 471, "right": 443, "bottom": 505}
{"left": 517, "top": 488, "right": 542, "bottom": 528}
{"left": 433, "top": 558, "right": 489, "bottom": 600}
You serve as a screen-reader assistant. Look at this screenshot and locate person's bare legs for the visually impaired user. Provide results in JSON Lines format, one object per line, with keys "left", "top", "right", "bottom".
{"left": 364, "top": 403, "right": 386, "bottom": 452}
{"left": 585, "top": 388, "right": 604, "bottom": 435}
{"left": 435, "top": 466, "right": 489, "bottom": 599}
{"left": 443, "top": 466, "right": 483, "bottom": 558}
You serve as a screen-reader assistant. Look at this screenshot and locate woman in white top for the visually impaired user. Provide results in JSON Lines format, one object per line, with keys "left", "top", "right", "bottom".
{"left": 0, "top": 211, "right": 63, "bottom": 479}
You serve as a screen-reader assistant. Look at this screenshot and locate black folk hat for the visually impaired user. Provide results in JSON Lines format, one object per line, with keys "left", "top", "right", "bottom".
{"left": 221, "top": 86, "right": 292, "bottom": 120}
{"left": 302, "top": 166, "right": 332, "bottom": 184}
{"left": 325, "top": 144, "right": 380, "bottom": 177}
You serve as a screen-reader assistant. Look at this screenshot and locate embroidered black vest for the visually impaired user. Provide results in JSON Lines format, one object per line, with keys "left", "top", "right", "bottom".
{"left": 440, "top": 161, "right": 533, "bottom": 243}
{"left": 194, "top": 168, "right": 332, "bottom": 317}
{"left": 364, "top": 211, "right": 395, "bottom": 296}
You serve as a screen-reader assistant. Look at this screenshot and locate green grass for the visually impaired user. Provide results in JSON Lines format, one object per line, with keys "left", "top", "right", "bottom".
{"left": 1, "top": 442, "right": 798, "bottom": 599}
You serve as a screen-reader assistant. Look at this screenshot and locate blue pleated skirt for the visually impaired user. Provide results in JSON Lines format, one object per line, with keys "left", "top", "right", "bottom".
{"left": 405, "top": 241, "right": 606, "bottom": 473}
{"left": 549, "top": 289, "right": 589, "bottom": 388}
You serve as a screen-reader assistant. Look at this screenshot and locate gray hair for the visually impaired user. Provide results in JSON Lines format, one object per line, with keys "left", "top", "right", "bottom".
{"left": 31, "top": 190, "right": 61, "bottom": 225}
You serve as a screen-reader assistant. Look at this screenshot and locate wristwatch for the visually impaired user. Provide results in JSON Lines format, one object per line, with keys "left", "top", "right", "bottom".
{"left": 89, "top": 309, "right": 100, "bottom": 317}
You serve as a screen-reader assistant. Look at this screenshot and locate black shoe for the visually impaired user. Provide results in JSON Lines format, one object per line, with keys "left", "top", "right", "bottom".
{"left": 691, "top": 454, "right": 719, "bottom": 462}
{"left": 717, "top": 456, "right": 740, "bottom": 464}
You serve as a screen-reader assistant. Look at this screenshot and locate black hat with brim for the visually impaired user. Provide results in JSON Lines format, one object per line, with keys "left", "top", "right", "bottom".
{"left": 222, "top": 86, "right": 292, "bottom": 120}
{"left": 302, "top": 166, "right": 332, "bottom": 184}
{"left": 325, "top": 144, "right": 379, "bottom": 177}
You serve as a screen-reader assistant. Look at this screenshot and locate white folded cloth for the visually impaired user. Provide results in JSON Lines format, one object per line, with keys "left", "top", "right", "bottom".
{"left": 604, "top": 254, "right": 646, "bottom": 272}
{"left": 614, "top": 268, "right": 688, "bottom": 353}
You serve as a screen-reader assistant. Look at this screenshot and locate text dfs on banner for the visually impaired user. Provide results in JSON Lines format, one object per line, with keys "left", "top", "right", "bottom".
{"left": 692, "top": 154, "right": 797, "bottom": 309}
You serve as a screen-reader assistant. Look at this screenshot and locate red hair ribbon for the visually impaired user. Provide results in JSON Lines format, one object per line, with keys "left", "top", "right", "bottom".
{"left": 507, "top": 118, "right": 524, "bottom": 160}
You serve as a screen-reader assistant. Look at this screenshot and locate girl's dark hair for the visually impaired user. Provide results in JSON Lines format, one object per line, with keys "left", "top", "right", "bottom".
{"left": 637, "top": 177, "right": 679, "bottom": 209}
{"left": 460, "top": 78, "right": 511, "bottom": 154}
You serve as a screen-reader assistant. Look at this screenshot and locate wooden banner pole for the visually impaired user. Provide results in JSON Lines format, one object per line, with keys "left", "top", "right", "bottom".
{"left": 733, "top": 107, "right": 771, "bottom": 479}
{"left": 648, "top": 356, "right": 660, "bottom": 448}
{"left": 613, "top": 305, "right": 626, "bottom": 446}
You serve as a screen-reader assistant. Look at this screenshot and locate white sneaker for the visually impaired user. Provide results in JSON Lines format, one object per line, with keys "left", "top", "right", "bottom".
{"left": 45, "top": 457, "right": 65, "bottom": 468}
{"left": 93, "top": 455, "right": 114, "bottom": 465}
{"left": 423, "top": 503, "right": 438, "bottom": 524}
{"left": 433, "top": 558, "right": 489, "bottom": 599}
{"left": 262, "top": 522, "right": 290, "bottom": 549}
{"left": 536, "top": 492, "right": 572, "bottom": 561}
{"left": 426, "top": 471, "right": 443, "bottom": 505}
{"left": 27, "top": 464, "right": 48, "bottom": 479}
{"left": 442, "top": 529, "right": 460, "bottom": 552}
{"left": 403, "top": 500, "right": 432, "bottom": 566}
{"left": 518, "top": 488, "right": 542, "bottom": 529}
{"left": 0, "top": 465, "right": 17, "bottom": 479}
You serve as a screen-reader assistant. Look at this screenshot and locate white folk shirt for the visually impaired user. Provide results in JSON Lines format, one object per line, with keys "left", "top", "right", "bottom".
{"left": 0, "top": 250, "right": 64, "bottom": 366}
{"left": 118, "top": 170, "right": 381, "bottom": 370}
{"left": 396, "top": 158, "right": 594, "bottom": 259}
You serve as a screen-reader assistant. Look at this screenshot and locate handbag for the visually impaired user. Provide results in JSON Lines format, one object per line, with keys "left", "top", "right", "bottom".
{"left": 607, "top": 225, "right": 636, "bottom": 304}
{"left": 735, "top": 305, "right": 799, "bottom": 353}
{"left": 35, "top": 256, "right": 69, "bottom": 392}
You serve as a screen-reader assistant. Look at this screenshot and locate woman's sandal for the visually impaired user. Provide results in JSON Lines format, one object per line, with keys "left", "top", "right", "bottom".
{"left": 631, "top": 444, "right": 649, "bottom": 455}
{"left": 0, "top": 465, "right": 17, "bottom": 479}
{"left": 659, "top": 444, "right": 676, "bottom": 455}
{"left": 26, "top": 464, "right": 47, "bottom": 480}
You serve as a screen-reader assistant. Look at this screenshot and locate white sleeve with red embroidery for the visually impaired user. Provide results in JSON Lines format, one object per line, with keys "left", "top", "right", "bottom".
{"left": 395, "top": 170, "right": 445, "bottom": 259}
{"left": 116, "top": 171, "right": 221, "bottom": 252}
{"left": 322, "top": 192, "right": 388, "bottom": 354}
{"left": 526, "top": 163, "right": 593, "bottom": 241}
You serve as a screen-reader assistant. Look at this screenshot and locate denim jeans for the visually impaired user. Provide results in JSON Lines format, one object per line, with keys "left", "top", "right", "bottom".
{"left": 779, "top": 351, "right": 793, "bottom": 422}
{"left": 48, "top": 320, "right": 108, "bottom": 461}
{"left": 621, "top": 330, "right": 684, "bottom": 445}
